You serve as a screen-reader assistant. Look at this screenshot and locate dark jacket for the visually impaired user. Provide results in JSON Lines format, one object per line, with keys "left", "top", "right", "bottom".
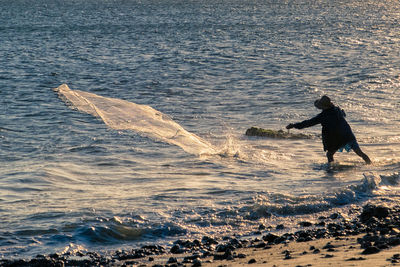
{"left": 293, "top": 106, "right": 356, "bottom": 152}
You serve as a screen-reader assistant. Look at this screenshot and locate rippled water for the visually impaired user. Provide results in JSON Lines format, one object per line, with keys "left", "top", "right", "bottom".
{"left": 1, "top": 0, "right": 400, "bottom": 258}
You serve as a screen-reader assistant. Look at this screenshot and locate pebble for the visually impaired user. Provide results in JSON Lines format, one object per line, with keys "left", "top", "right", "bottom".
{"left": 248, "top": 258, "right": 256, "bottom": 264}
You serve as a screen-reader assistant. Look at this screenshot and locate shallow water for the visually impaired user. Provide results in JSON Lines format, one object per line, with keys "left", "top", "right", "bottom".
{"left": 1, "top": 0, "right": 400, "bottom": 258}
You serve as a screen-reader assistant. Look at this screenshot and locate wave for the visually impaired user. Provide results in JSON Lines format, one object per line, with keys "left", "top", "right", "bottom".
{"left": 247, "top": 173, "right": 400, "bottom": 217}
{"left": 54, "top": 84, "right": 217, "bottom": 156}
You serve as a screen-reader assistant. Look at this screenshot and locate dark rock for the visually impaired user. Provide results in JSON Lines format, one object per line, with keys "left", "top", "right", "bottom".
{"left": 346, "top": 257, "right": 366, "bottom": 261}
{"left": 170, "top": 244, "right": 184, "bottom": 254}
{"left": 167, "top": 257, "right": 178, "bottom": 263}
{"left": 245, "top": 127, "right": 312, "bottom": 139}
{"left": 254, "top": 242, "right": 267, "bottom": 248}
{"left": 201, "top": 236, "right": 218, "bottom": 245}
{"left": 262, "top": 233, "right": 279, "bottom": 243}
{"left": 313, "top": 249, "right": 320, "bottom": 254}
{"left": 276, "top": 224, "right": 285, "bottom": 230}
{"left": 387, "top": 237, "right": 400, "bottom": 246}
{"left": 192, "top": 259, "right": 202, "bottom": 267}
{"left": 193, "top": 239, "right": 201, "bottom": 247}
{"left": 213, "top": 249, "right": 233, "bottom": 261}
{"left": 361, "top": 246, "right": 381, "bottom": 255}
{"left": 295, "top": 230, "right": 313, "bottom": 242}
{"left": 283, "top": 249, "right": 292, "bottom": 259}
{"left": 360, "top": 204, "right": 390, "bottom": 222}
{"left": 324, "top": 254, "right": 334, "bottom": 258}
{"left": 322, "top": 243, "right": 335, "bottom": 249}
{"left": 329, "top": 213, "right": 341, "bottom": 220}
{"left": 299, "top": 221, "right": 313, "bottom": 227}
{"left": 215, "top": 244, "right": 234, "bottom": 253}
{"left": 248, "top": 258, "right": 256, "bottom": 264}
{"left": 228, "top": 238, "right": 242, "bottom": 249}
{"left": 237, "top": 253, "right": 246, "bottom": 258}
{"left": 49, "top": 253, "right": 60, "bottom": 259}
{"left": 201, "top": 251, "right": 212, "bottom": 258}
{"left": 284, "top": 252, "right": 292, "bottom": 260}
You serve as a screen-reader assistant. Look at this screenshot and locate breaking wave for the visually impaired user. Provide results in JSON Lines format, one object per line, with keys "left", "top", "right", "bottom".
{"left": 248, "top": 173, "right": 400, "bottom": 217}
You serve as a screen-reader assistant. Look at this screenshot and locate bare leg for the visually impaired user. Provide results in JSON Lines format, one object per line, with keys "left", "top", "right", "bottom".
{"left": 353, "top": 147, "right": 372, "bottom": 164}
{"left": 326, "top": 150, "right": 336, "bottom": 163}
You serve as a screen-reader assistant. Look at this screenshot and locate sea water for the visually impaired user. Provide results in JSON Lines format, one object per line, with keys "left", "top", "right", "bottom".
{"left": 1, "top": 0, "right": 400, "bottom": 258}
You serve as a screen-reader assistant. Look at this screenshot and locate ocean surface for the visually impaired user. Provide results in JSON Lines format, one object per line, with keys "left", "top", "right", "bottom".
{"left": 1, "top": 0, "right": 400, "bottom": 258}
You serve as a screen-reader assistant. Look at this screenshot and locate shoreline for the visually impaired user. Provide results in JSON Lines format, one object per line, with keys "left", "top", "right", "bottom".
{"left": 1, "top": 203, "right": 399, "bottom": 267}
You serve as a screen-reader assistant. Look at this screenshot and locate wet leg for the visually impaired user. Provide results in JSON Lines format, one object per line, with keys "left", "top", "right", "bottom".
{"left": 353, "top": 147, "right": 372, "bottom": 164}
{"left": 326, "top": 150, "right": 336, "bottom": 163}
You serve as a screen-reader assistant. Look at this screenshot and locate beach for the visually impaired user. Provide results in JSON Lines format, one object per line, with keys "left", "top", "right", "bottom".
{"left": 2, "top": 203, "right": 399, "bottom": 266}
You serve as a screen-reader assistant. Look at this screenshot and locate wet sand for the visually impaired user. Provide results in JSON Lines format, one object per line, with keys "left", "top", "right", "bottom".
{"left": 144, "top": 234, "right": 400, "bottom": 267}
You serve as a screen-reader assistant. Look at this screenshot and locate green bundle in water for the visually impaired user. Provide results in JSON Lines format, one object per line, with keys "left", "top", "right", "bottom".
{"left": 245, "top": 127, "right": 313, "bottom": 139}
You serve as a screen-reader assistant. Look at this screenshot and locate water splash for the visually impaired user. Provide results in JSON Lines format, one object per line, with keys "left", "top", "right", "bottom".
{"left": 54, "top": 84, "right": 217, "bottom": 156}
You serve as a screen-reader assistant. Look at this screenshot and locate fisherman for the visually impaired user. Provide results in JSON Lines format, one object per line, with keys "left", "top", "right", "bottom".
{"left": 286, "top": 95, "right": 371, "bottom": 164}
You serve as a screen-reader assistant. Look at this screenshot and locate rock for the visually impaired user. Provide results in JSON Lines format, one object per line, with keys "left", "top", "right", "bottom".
{"left": 192, "top": 259, "right": 202, "bottom": 267}
{"left": 201, "top": 236, "right": 218, "bottom": 245}
{"left": 295, "top": 230, "right": 313, "bottom": 242}
{"left": 283, "top": 250, "right": 292, "bottom": 260}
{"left": 253, "top": 242, "right": 267, "bottom": 248}
{"left": 245, "top": 127, "right": 312, "bottom": 139}
{"left": 215, "top": 244, "right": 234, "bottom": 253}
{"left": 346, "top": 257, "right": 366, "bottom": 261}
{"left": 360, "top": 204, "right": 391, "bottom": 222}
{"left": 322, "top": 243, "right": 335, "bottom": 249}
{"left": 248, "top": 258, "right": 256, "bottom": 264}
{"left": 329, "top": 213, "right": 341, "bottom": 220}
{"left": 167, "top": 257, "right": 178, "bottom": 263}
{"left": 258, "top": 224, "right": 266, "bottom": 230}
{"left": 387, "top": 237, "right": 400, "bottom": 246}
{"left": 262, "top": 233, "right": 280, "bottom": 243}
{"left": 213, "top": 249, "right": 233, "bottom": 261}
{"left": 299, "top": 221, "right": 313, "bottom": 227}
{"left": 170, "top": 244, "right": 184, "bottom": 254}
{"left": 276, "top": 224, "right": 285, "bottom": 230}
{"left": 361, "top": 246, "right": 381, "bottom": 255}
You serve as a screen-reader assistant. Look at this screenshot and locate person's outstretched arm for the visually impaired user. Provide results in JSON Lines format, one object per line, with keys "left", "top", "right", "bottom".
{"left": 286, "top": 114, "right": 322, "bottom": 130}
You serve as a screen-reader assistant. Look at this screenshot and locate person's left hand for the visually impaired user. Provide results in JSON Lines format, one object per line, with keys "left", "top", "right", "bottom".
{"left": 286, "top": 123, "right": 294, "bottom": 129}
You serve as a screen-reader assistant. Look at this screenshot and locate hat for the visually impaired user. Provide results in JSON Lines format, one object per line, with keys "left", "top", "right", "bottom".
{"left": 314, "top": 95, "right": 333, "bottom": 110}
